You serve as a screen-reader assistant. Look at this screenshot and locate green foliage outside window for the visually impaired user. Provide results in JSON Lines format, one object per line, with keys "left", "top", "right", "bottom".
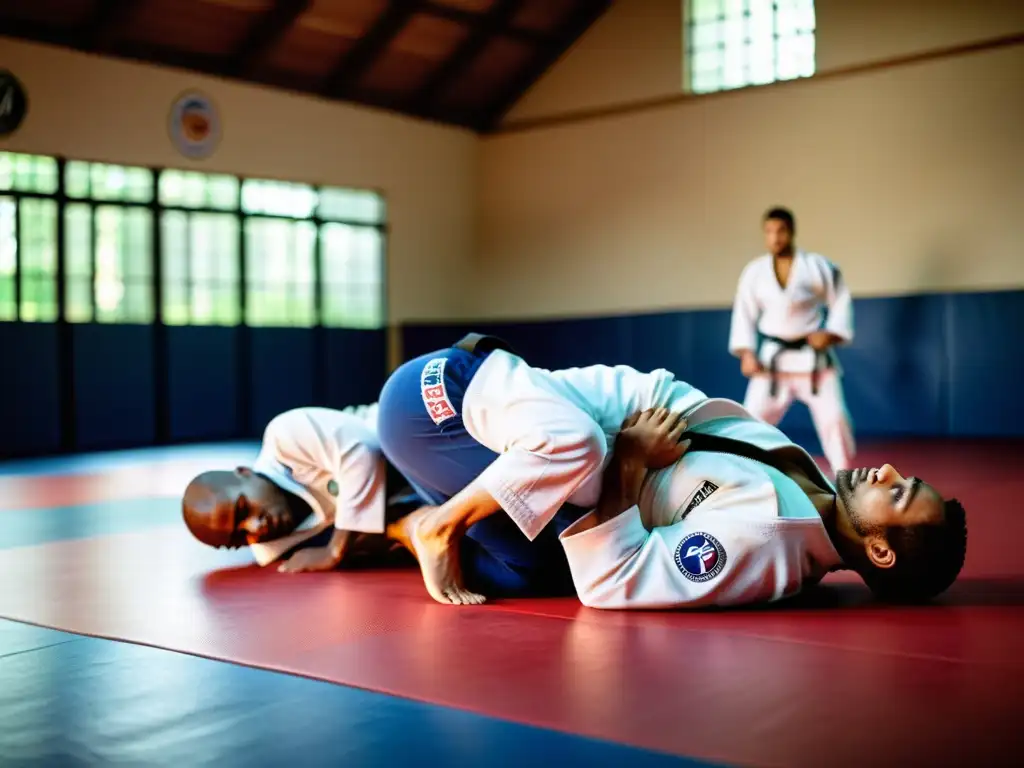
{"left": 0, "top": 151, "right": 386, "bottom": 329}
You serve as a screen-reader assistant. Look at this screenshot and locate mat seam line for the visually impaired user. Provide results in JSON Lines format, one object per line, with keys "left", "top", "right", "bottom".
{"left": 0, "top": 616, "right": 715, "bottom": 766}
{"left": 0, "top": 637, "right": 86, "bottom": 660}
{"left": 443, "top": 604, "right": 1024, "bottom": 669}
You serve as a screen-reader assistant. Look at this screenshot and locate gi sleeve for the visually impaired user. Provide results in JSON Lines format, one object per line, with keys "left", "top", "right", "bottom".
{"left": 822, "top": 261, "right": 854, "bottom": 343}
{"left": 461, "top": 354, "right": 706, "bottom": 542}
{"left": 558, "top": 503, "right": 788, "bottom": 610}
{"left": 269, "top": 409, "right": 387, "bottom": 534}
{"left": 329, "top": 440, "right": 387, "bottom": 534}
{"left": 728, "top": 263, "right": 761, "bottom": 356}
{"left": 469, "top": 396, "right": 608, "bottom": 542}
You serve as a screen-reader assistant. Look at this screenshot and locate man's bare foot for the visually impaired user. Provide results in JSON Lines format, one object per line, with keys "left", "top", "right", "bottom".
{"left": 386, "top": 506, "right": 430, "bottom": 560}
{"left": 406, "top": 509, "right": 486, "bottom": 606}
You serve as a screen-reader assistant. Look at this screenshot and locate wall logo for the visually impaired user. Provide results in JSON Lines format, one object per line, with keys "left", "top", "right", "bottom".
{"left": 674, "top": 532, "right": 727, "bottom": 582}
{"left": 0, "top": 70, "right": 28, "bottom": 137}
{"left": 168, "top": 91, "right": 221, "bottom": 159}
{"left": 421, "top": 357, "right": 456, "bottom": 426}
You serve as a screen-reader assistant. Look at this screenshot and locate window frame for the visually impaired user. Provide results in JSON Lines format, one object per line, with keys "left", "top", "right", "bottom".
{"left": 683, "top": 0, "right": 817, "bottom": 96}
{"left": 0, "top": 151, "right": 388, "bottom": 329}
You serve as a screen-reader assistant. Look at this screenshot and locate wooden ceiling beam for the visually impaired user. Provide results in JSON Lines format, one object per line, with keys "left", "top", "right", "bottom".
{"left": 229, "top": 0, "right": 313, "bottom": 77}
{"left": 421, "top": 0, "right": 547, "bottom": 45}
{"left": 408, "top": 0, "right": 520, "bottom": 118}
{"left": 78, "top": 0, "right": 141, "bottom": 52}
{"left": 477, "top": 0, "right": 612, "bottom": 132}
{"left": 322, "top": 0, "right": 422, "bottom": 99}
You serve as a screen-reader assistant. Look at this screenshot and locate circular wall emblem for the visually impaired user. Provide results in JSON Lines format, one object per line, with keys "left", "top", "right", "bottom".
{"left": 168, "top": 91, "right": 221, "bottom": 159}
{"left": 674, "top": 532, "right": 727, "bottom": 583}
{"left": 0, "top": 70, "right": 29, "bottom": 137}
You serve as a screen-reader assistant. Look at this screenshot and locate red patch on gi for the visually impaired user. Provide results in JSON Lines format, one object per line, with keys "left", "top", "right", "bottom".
{"left": 421, "top": 357, "right": 457, "bottom": 425}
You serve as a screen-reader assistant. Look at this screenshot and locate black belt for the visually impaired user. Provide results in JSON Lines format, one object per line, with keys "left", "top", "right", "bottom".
{"left": 759, "top": 334, "right": 831, "bottom": 397}
{"left": 683, "top": 431, "right": 784, "bottom": 468}
{"left": 682, "top": 431, "right": 833, "bottom": 496}
{"left": 454, "top": 332, "right": 519, "bottom": 358}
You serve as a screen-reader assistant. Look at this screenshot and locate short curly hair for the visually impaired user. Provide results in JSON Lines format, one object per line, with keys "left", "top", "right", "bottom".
{"left": 862, "top": 498, "right": 967, "bottom": 603}
{"left": 764, "top": 207, "right": 795, "bottom": 234}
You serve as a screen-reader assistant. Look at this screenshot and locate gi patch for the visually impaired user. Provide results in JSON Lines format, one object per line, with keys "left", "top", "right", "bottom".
{"left": 674, "top": 532, "right": 727, "bottom": 583}
{"left": 420, "top": 357, "right": 457, "bottom": 426}
{"left": 679, "top": 480, "right": 719, "bottom": 520}
{"left": 326, "top": 479, "right": 339, "bottom": 497}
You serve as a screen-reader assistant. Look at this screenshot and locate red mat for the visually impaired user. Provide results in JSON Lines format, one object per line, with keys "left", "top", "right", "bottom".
{"left": 2, "top": 440, "right": 1023, "bottom": 767}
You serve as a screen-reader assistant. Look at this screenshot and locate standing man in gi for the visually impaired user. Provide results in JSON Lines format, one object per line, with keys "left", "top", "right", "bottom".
{"left": 729, "top": 207, "right": 856, "bottom": 475}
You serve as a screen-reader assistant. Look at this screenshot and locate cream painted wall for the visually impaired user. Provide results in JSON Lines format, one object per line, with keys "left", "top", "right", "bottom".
{"left": 477, "top": 42, "right": 1024, "bottom": 319}
{"left": 0, "top": 37, "right": 477, "bottom": 324}
{"left": 505, "top": 0, "right": 683, "bottom": 124}
{"left": 817, "top": 0, "right": 1024, "bottom": 71}
{"left": 503, "top": 0, "right": 1024, "bottom": 126}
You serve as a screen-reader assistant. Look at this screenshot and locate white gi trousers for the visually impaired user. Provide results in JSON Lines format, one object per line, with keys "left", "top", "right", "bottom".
{"left": 742, "top": 368, "right": 855, "bottom": 474}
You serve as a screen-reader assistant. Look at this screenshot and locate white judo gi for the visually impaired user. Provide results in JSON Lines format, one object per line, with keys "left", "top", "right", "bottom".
{"left": 248, "top": 404, "right": 388, "bottom": 566}
{"left": 558, "top": 399, "right": 844, "bottom": 610}
{"left": 458, "top": 350, "right": 709, "bottom": 542}
{"left": 728, "top": 249, "right": 856, "bottom": 473}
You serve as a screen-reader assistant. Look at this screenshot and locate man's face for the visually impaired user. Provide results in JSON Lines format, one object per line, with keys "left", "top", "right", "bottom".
{"left": 835, "top": 464, "right": 944, "bottom": 540}
{"left": 199, "top": 469, "right": 298, "bottom": 548}
{"left": 764, "top": 218, "right": 793, "bottom": 256}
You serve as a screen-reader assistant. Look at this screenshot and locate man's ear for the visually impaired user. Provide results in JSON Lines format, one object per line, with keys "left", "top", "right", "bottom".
{"left": 865, "top": 535, "right": 896, "bottom": 569}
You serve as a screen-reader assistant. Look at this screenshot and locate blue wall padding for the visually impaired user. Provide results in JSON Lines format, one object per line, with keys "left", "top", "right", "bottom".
{"left": 72, "top": 324, "right": 156, "bottom": 450}
{"left": 402, "top": 289, "right": 1024, "bottom": 444}
{"left": 0, "top": 323, "right": 61, "bottom": 457}
{"left": 166, "top": 325, "right": 240, "bottom": 442}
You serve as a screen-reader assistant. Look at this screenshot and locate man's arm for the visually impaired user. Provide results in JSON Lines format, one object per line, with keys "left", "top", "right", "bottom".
{"left": 277, "top": 527, "right": 353, "bottom": 573}
{"left": 592, "top": 449, "right": 648, "bottom": 527}
{"left": 560, "top": 494, "right": 780, "bottom": 610}
{"left": 822, "top": 261, "right": 853, "bottom": 344}
{"left": 559, "top": 412, "right": 786, "bottom": 611}
{"left": 462, "top": 397, "right": 611, "bottom": 542}
{"left": 728, "top": 265, "right": 764, "bottom": 375}
{"left": 274, "top": 411, "right": 388, "bottom": 572}
{"left": 808, "top": 260, "right": 853, "bottom": 351}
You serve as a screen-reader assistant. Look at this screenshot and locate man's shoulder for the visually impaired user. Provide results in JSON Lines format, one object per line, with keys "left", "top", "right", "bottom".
{"left": 263, "top": 407, "right": 377, "bottom": 446}
{"left": 799, "top": 250, "right": 840, "bottom": 270}
{"left": 742, "top": 253, "right": 772, "bottom": 270}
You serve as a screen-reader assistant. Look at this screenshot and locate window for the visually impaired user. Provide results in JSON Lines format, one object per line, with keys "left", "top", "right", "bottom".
{"left": 160, "top": 173, "right": 386, "bottom": 329}
{"left": 319, "top": 188, "right": 385, "bottom": 330}
{"left": 161, "top": 211, "right": 241, "bottom": 326}
{"left": 0, "top": 150, "right": 386, "bottom": 329}
{"left": 0, "top": 152, "right": 59, "bottom": 322}
{"left": 158, "top": 170, "right": 242, "bottom": 327}
{"left": 235, "top": 178, "right": 386, "bottom": 329}
{"left": 686, "top": 0, "right": 815, "bottom": 95}
{"left": 0, "top": 196, "right": 16, "bottom": 321}
{"left": 64, "top": 161, "right": 155, "bottom": 324}
{"left": 321, "top": 224, "right": 384, "bottom": 329}
{"left": 19, "top": 198, "right": 59, "bottom": 322}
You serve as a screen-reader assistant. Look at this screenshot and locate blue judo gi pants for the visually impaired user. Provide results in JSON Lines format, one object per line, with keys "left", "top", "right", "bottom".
{"left": 377, "top": 345, "right": 584, "bottom": 598}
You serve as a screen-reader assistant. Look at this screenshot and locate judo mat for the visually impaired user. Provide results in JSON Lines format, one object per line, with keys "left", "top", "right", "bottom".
{"left": 1, "top": 441, "right": 1022, "bottom": 767}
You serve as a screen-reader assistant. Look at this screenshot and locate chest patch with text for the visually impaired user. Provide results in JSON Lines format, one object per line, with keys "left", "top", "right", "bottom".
{"left": 679, "top": 480, "right": 719, "bottom": 520}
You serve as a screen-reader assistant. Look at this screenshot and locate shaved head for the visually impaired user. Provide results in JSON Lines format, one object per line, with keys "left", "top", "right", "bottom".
{"left": 181, "top": 467, "right": 300, "bottom": 549}
{"left": 182, "top": 471, "right": 245, "bottom": 547}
